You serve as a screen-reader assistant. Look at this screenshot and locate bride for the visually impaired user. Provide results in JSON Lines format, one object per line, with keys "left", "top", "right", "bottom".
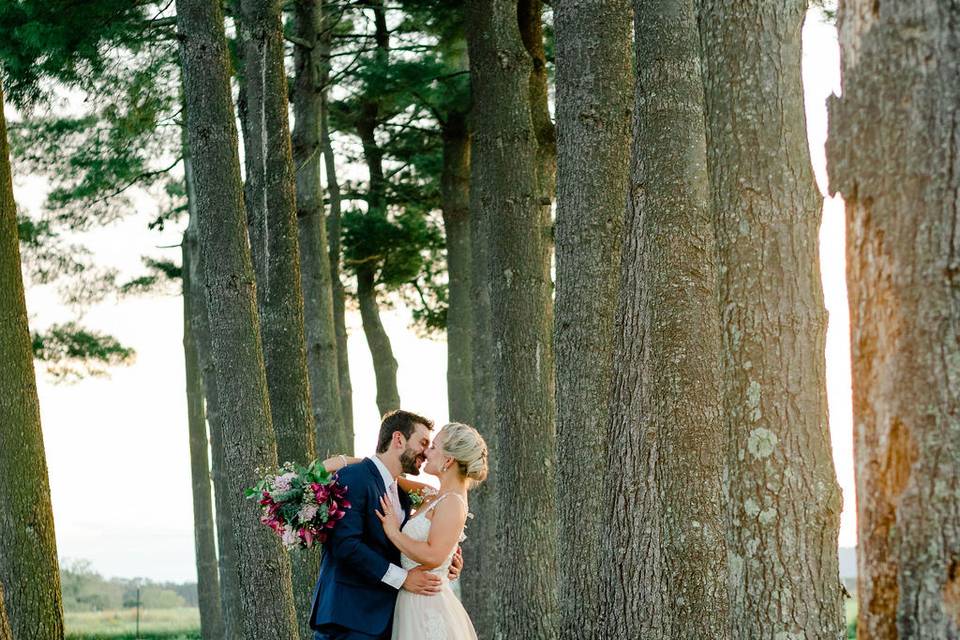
{"left": 325, "top": 422, "right": 488, "bottom": 639}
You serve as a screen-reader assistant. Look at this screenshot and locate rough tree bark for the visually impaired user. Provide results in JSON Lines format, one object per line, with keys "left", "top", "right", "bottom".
{"left": 518, "top": 0, "right": 556, "bottom": 271}
{"left": 293, "top": 0, "right": 349, "bottom": 457}
{"left": 0, "top": 583, "right": 10, "bottom": 640}
{"left": 441, "top": 110, "right": 474, "bottom": 424}
{"left": 466, "top": 1, "right": 558, "bottom": 637}
{"left": 175, "top": 1, "right": 299, "bottom": 637}
{"left": 186, "top": 152, "right": 243, "bottom": 638}
{"left": 237, "top": 0, "right": 321, "bottom": 634}
{"left": 182, "top": 126, "right": 226, "bottom": 640}
{"left": 460, "top": 111, "right": 497, "bottom": 640}
{"left": 698, "top": 2, "right": 845, "bottom": 637}
{"left": 321, "top": 99, "right": 354, "bottom": 436}
{"left": 828, "top": 2, "right": 960, "bottom": 636}
{"left": 318, "top": 3, "right": 353, "bottom": 435}
{"left": 192, "top": 252, "right": 244, "bottom": 640}
{"left": 552, "top": 0, "right": 632, "bottom": 637}
{"left": 0, "top": 83, "right": 66, "bottom": 640}
{"left": 600, "top": 1, "right": 728, "bottom": 637}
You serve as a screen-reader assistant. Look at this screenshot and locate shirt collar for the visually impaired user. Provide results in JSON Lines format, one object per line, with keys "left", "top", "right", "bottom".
{"left": 369, "top": 455, "right": 396, "bottom": 488}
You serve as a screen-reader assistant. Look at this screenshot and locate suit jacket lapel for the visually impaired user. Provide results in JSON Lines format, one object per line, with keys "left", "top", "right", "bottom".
{"left": 363, "top": 457, "right": 387, "bottom": 494}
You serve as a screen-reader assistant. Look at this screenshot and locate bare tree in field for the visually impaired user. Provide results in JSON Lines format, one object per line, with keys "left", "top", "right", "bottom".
{"left": 292, "top": 0, "right": 348, "bottom": 457}
{"left": 552, "top": 0, "right": 632, "bottom": 637}
{"left": 175, "top": 0, "right": 299, "bottom": 637}
{"left": 467, "top": 1, "right": 558, "bottom": 637}
{"left": 0, "top": 83, "right": 65, "bottom": 640}
{"left": 698, "top": 2, "right": 844, "bottom": 637}
{"left": 828, "top": 2, "right": 960, "bottom": 637}
{"left": 600, "top": 1, "right": 727, "bottom": 637}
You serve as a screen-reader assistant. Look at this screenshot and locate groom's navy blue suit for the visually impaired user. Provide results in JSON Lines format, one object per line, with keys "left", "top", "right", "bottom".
{"left": 310, "top": 458, "right": 411, "bottom": 640}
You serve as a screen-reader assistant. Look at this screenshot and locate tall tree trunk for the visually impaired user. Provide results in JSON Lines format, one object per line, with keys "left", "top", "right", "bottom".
{"left": 319, "top": 0, "right": 353, "bottom": 436}
{"left": 467, "top": 2, "right": 558, "bottom": 637}
{"left": 518, "top": 0, "right": 556, "bottom": 269}
{"left": 293, "top": 0, "right": 349, "bottom": 457}
{"left": 189, "top": 217, "right": 243, "bottom": 638}
{"left": 0, "top": 583, "right": 11, "bottom": 640}
{"left": 183, "top": 227, "right": 227, "bottom": 640}
{"left": 182, "top": 121, "right": 226, "bottom": 640}
{"left": 698, "top": 2, "right": 844, "bottom": 637}
{"left": 175, "top": 1, "right": 299, "bottom": 637}
{"left": 441, "top": 112, "right": 474, "bottom": 424}
{"left": 237, "top": 0, "right": 320, "bottom": 635}
{"left": 351, "top": 1, "right": 402, "bottom": 419}
{"left": 460, "top": 117, "right": 498, "bottom": 640}
{"left": 321, "top": 97, "right": 354, "bottom": 438}
{"left": 828, "top": 2, "right": 960, "bottom": 637}
{"left": 600, "top": 1, "right": 727, "bottom": 637}
{"left": 187, "top": 138, "right": 243, "bottom": 637}
{"left": 0, "top": 83, "right": 65, "bottom": 640}
{"left": 552, "top": 0, "right": 631, "bottom": 637}
{"left": 357, "top": 266, "right": 401, "bottom": 415}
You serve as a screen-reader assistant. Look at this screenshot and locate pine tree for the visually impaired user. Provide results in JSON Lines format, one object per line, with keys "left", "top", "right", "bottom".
{"left": 181, "top": 119, "right": 226, "bottom": 640}
{"left": 467, "top": 1, "right": 558, "bottom": 636}
{"left": 552, "top": 0, "right": 631, "bottom": 636}
{"left": 175, "top": 0, "right": 299, "bottom": 636}
{"left": 600, "top": 1, "right": 727, "bottom": 636}
{"left": 292, "top": 0, "right": 349, "bottom": 456}
{"left": 0, "top": 81, "right": 66, "bottom": 640}
{"left": 828, "top": 1, "right": 960, "bottom": 636}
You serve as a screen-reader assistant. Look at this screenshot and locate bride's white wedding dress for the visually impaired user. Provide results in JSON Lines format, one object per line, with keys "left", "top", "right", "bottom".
{"left": 392, "top": 493, "right": 478, "bottom": 640}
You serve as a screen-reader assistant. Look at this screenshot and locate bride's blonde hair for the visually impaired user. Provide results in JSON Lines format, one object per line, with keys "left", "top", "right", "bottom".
{"left": 439, "top": 422, "right": 488, "bottom": 483}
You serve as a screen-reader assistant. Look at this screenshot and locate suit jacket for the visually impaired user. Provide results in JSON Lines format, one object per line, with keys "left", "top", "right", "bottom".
{"left": 309, "top": 458, "right": 411, "bottom": 636}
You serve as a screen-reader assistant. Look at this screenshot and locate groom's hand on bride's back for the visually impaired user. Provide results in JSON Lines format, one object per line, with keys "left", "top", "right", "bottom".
{"left": 402, "top": 567, "right": 442, "bottom": 595}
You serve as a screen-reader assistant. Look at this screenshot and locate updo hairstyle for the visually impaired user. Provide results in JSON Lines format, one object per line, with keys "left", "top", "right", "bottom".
{"left": 439, "top": 422, "right": 489, "bottom": 483}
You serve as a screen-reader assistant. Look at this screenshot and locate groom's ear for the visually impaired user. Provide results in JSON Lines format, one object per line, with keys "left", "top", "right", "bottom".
{"left": 392, "top": 431, "right": 404, "bottom": 449}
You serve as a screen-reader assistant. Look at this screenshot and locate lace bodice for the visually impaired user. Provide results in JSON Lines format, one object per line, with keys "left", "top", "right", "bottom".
{"left": 399, "top": 493, "right": 470, "bottom": 578}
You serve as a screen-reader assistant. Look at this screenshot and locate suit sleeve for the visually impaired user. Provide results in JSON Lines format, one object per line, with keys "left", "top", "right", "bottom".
{"left": 328, "top": 470, "right": 392, "bottom": 585}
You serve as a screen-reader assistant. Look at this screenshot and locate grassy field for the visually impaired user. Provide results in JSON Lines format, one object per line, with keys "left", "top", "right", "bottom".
{"left": 64, "top": 602, "right": 859, "bottom": 638}
{"left": 65, "top": 607, "right": 200, "bottom": 640}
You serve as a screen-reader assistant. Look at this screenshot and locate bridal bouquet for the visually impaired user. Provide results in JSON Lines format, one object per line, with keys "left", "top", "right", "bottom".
{"left": 245, "top": 460, "right": 350, "bottom": 550}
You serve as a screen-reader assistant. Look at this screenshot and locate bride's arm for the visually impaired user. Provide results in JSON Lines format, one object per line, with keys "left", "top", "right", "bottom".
{"left": 397, "top": 476, "right": 434, "bottom": 495}
{"left": 375, "top": 497, "right": 465, "bottom": 569}
{"left": 322, "top": 455, "right": 360, "bottom": 473}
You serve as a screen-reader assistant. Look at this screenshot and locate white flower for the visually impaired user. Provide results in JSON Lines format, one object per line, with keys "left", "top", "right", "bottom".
{"left": 281, "top": 525, "right": 299, "bottom": 548}
{"left": 273, "top": 472, "right": 297, "bottom": 493}
{"left": 298, "top": 503, "right": 319, "bottom": 522}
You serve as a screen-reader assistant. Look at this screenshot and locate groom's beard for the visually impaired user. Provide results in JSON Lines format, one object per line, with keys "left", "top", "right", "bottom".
{"left": 399, "top": 448, "right": 424, "bottom": 475}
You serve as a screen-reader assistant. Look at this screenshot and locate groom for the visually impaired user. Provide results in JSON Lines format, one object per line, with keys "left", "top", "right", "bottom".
{"left": 310, "top": 409, "right": 461, "bottom": 639}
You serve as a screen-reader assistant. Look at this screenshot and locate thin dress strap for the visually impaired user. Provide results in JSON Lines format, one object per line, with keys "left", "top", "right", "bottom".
{"left": 424, "top": 492, "right": 472, "bottom": 518}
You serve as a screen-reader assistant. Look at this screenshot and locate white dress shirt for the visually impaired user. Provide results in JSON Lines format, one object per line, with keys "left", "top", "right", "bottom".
{"left": 369, "top": 456, "right": 408, "bottom": 589}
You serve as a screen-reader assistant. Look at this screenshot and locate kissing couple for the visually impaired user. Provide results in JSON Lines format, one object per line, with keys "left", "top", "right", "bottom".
{"left": 309, "top": 409, "right": 489, "bottom": 640}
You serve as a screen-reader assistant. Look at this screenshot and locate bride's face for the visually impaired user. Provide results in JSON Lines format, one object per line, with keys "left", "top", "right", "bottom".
{"left": 422, "top": 432, "right": 449, "bottom": 477}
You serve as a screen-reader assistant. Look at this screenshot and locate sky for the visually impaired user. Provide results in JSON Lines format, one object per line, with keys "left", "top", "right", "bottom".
{"left": 12, "top": 9, "right": 853, "bottom": 583}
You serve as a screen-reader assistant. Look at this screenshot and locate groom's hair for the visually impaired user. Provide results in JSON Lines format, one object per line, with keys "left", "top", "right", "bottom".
{"left": 376, "top": 409, "right": 434, "bottom": 453}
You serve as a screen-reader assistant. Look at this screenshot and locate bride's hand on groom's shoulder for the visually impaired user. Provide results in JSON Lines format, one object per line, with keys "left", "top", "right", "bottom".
{"left": 402, "top": 567, "right": 442, "bottom": 595}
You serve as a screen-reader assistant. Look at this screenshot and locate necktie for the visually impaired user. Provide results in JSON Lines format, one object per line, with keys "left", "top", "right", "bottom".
{"left": 389, "top": 481, "right": 403, "bottom": 524}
